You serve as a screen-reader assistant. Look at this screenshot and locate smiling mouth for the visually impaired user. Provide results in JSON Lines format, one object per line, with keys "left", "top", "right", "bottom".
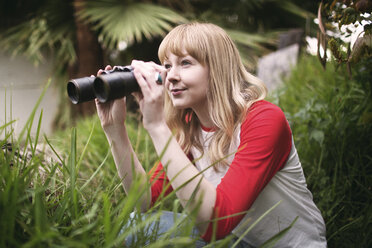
{"left": 171, "top": 88, "right": 186, "bottom": 96}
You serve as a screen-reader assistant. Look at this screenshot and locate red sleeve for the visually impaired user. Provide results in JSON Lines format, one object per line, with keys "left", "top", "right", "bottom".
{"left": 202, "top": 101, "right": 292, "bottom": 241}
{"left": 149, "top": 162, "right": 174, "bottom": 206}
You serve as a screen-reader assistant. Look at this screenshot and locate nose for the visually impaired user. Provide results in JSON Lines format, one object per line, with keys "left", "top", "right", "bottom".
{"left": 166, "top": 66, "right": 180, "bottom": 85}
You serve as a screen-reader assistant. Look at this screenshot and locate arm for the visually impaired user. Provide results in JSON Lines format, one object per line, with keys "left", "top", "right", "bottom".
{"left": 103, "top": 123, "right": 151, "bottom": 211}
{"left": 131, "top": 60, "right": 216, "bottom": 233}
{"left": 149, "top": 153, "right": 195, "bottom": 206}
{"left": 95, "top": 65, "right": 150, "bottom": 211}
{"left": 147, "top": 124, "right": 216, "bottom": 233}
{"left": 202, "top": 101, "right": 293, "bottom": 241}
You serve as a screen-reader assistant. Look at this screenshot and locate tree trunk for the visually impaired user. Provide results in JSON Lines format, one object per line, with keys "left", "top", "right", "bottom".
{"left": 70, "top": 0, "right": 104, "bottom": 120}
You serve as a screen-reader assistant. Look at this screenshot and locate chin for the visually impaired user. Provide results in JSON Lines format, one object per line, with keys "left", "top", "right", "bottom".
{"left": 171, "top": 100, "right": 189, "bottom": 110}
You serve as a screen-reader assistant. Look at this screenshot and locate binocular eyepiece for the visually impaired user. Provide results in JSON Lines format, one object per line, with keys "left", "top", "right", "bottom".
{"left": 67, "top": 66, "right": 139, "bottom": 104}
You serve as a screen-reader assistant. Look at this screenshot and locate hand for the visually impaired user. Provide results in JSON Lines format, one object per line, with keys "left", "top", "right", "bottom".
{"left": 95, "top": 65, "right": 127, "bottom": 131}
{"left": 130, "top": 60, "right": 166, "bottom": 130}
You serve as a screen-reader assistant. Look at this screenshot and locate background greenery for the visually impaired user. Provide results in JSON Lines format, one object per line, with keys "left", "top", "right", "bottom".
{"left": 0, "top": 0, "right": 317, "bottom": 127}
{"left": 269, "top": 55, "right": 372, "bottom": 247}
{"left": 1, "top": 0, "right": 372, "bottom": 247}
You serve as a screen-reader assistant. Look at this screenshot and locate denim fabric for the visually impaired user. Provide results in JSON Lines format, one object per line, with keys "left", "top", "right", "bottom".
{"left": 122, "top": 210, "right": 252, "bottom": 247}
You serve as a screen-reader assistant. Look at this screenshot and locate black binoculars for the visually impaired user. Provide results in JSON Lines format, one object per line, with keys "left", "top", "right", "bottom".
{"left": 67, "top": 66, "right": 139, "bottom": 104}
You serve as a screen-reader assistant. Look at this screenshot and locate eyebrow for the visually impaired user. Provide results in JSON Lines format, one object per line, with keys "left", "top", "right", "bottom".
{"left": 163, "top": 53, "right": 195, "bottom": 64}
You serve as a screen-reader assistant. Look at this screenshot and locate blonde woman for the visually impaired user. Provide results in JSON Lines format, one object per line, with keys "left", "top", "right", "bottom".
{"left": 96, "top": 22, "right": 327, "bottom": 247}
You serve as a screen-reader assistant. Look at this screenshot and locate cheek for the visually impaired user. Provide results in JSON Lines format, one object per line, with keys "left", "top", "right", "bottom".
{"left": 164, "top": 80, "right": 171, "bottom": 91}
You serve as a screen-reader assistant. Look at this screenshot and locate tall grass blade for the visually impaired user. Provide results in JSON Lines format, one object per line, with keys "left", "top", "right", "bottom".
{"left": 43, "top": 134, "right": 67, "bottom": 171}
{"left": 76, "top": 122, "right": 95, "bottom": 172}
{"left": 231, "top": 201, "right": 282, "bottom": 247}
{"left": 68, "top": 127, "right": 78, "bottom": 218}
{"left": 259, "top": 216, "right": 298, "bottom": 248}
{"left": 17, "top": 78, "right": 51, "bottom": 143}
{"left": 80, "top": 148, "right": 110, "bottom": 190}
{"left": 34, "top": 181, "right": 48, "bottom": 234}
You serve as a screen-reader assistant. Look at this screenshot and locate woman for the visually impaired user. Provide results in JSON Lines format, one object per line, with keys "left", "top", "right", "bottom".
{"left": 96, "top": 22, "right": 327, "bottom": 247}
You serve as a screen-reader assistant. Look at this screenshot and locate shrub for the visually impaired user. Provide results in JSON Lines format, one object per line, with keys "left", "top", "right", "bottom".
{"left": 270, "top": 55, "right": 372, "bottom": 247}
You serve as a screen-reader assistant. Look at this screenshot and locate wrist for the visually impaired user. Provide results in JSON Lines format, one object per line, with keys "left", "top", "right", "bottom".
{"left": 146, "top": 122, "right": 171, "bottom": 139}
{"left": 103, "top": 124, "right": 127, "bottom": 140}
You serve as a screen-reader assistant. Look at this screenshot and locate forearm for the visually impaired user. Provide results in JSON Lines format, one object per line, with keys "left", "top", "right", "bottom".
{"left": 147, "top": 123, "right": 216, "bottom": 233}
{"left": 104, "top": 125, "right": 151, "bottom": 211}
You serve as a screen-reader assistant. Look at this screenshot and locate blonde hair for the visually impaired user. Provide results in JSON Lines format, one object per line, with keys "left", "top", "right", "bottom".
{"left": 158, "top": 22, "right": 267, "bottom": 169}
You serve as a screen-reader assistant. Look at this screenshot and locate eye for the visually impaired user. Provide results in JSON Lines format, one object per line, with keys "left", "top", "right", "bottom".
{"left": 164, "top": 63, "right": 171, "bottom": 70}
{"left": 181, "top": 60, "right": 191, "bottom": 66}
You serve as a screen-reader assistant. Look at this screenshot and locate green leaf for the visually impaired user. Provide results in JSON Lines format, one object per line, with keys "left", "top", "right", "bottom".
{"left": 78, "top": 1, "right": 188, "bottom": 48}
{"left": 310, "top": 129, "right": 325, "bottom": 145}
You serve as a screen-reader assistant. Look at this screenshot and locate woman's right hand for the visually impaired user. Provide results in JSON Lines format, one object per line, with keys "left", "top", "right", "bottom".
{"left": 95, "top": 65, "right": 127, "bottom": 132}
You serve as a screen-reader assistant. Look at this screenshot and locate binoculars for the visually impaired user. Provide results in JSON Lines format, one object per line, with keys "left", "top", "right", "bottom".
{"left": 67, "top": 66, "right": 139, "bottom": 104}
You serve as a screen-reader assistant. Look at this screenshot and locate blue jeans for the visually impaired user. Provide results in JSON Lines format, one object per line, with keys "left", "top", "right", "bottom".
{"left": 123, "top": 210, "right": 252, "bottom": 247}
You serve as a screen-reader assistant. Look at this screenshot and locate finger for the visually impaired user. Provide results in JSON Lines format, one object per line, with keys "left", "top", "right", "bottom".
{"left": 131, "top": 60, "right": 164, "bottom": 90}
{"left": 94, "top": 98, "right": 102, "bottom": 108}
{"left": 157, "top": 70, "right": 167, "bottom": 85}
{"left": 151, "top": 62, "right": 166, "bottom": 72}
{"left": 133, "top": 68, "right": 152, "bottom": 95}
{"left": 105, "top": 65, "right": 112, "bottom": 71}
{"left": 97, "top": 69, "right": 104, "bottom": 76}
{"left": 130, "top": 60, "right": 142, "bottom": 68}
{"left": 155, "top": 72, "right": 162, "bottom": 85}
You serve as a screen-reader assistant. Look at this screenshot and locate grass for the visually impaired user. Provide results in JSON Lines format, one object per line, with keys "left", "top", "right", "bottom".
{"left": 269, "top": 55, "right": 372, "bottom": 248}
{"left": 0, "top": 81, "right": 292, "bottom": 247}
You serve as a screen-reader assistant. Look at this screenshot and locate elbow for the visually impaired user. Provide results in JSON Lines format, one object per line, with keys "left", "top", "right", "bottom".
{"left": 139, "top": 190, "right": 152, "bottom": 213}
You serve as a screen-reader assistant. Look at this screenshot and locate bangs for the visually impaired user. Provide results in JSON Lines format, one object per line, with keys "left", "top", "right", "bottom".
{"left": 158, "top": 23, "right": 208, "bottom": 64}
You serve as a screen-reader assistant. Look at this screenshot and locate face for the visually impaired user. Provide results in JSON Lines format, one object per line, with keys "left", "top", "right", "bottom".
{"left": 163, "top": 52, "right": 210, "bottom": 114}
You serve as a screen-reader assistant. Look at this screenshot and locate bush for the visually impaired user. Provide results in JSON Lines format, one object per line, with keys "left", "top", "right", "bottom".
{"left": 270, "top": 55, "right": 372, "bottom": 247}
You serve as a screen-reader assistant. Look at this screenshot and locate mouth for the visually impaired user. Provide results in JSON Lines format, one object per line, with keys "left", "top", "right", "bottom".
{"left": 170, "top": 88, "right": 186, "bottom": 96}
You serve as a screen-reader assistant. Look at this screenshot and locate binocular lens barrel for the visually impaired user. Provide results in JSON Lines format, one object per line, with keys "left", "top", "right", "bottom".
{"left": 94, "top": 72, "right": 139, "bottom": 103}
{"left": 67, "top": 68, "right": 139, "bottom": 104}
{"left": 67, "top": 77, "right": 96, "bottom": 104}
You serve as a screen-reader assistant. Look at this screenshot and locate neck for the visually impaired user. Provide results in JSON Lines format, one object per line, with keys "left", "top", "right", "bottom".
{"left": 193, "top": 106, "right": 215, "bottom": 130}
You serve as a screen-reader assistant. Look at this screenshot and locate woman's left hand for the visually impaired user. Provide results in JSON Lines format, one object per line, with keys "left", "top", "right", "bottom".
{"left": 130, "top": 60, "right": 167, "bottom": 131}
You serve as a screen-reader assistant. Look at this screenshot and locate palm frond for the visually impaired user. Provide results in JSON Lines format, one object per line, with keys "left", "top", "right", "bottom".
{"left": 226, "top": 29, "right": 279, "bottom": 70}
{"left": 78, "top": 1, "right": 188, "bottom": 49}
{"left": 278, "top": 1, "right": 316, "bottom": 19}
{"left": 0, "top": 0, "right": 76, "bottom": 72}
{"left": 227, "top": 29, "right": 278, "bottom": 52}
{"left": 0, "top": 18, "right": 76, "bottom": 68}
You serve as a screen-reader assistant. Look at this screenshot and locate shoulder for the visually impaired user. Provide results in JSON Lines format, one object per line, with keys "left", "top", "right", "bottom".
{"left": 240, "top": 100, "right": 291, "bottom": 139}
{"left": 244, "top": 100, "right": 287, "bottom": 124}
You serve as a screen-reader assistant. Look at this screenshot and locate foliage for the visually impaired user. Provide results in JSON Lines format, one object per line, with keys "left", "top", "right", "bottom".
{"left": 270, "top": 55, "right": 372, "bottom": 247}
{"left": 0, "top": 0, "right": 318, "bottom": 75}
{"left": 77, "top": 1, "right": 188, "bottom": 48}
{"left": 0, "top": 0, "right": 186, "bottom": 75}
{"left": 0, "top": 0, "right": 76, "bottom": 75}
{"left": 317, "top": 0, "right": 372, "bottom": 69}
{"left": 0, "top": 0, "right": 318, "bottom": 127}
